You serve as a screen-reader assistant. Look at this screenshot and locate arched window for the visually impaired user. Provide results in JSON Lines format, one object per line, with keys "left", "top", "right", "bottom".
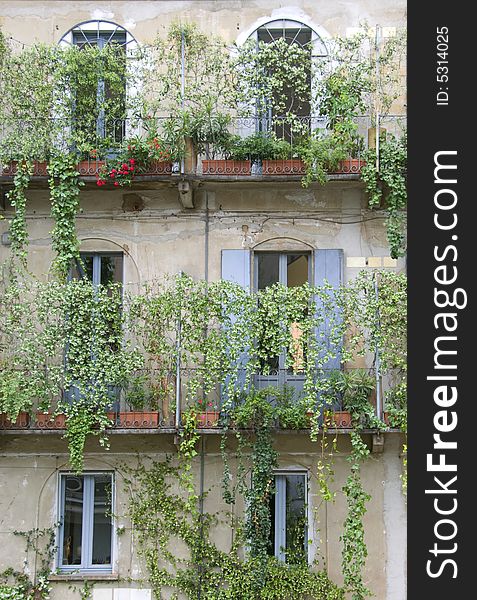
{"left": 59, "top": 20, "right": 137, "bottom": 52}
{"left": 240, "top": 18, "right": 328, "bottom": 138}
{"left": 58, "top": 21, "right": 138, "bottom": 149}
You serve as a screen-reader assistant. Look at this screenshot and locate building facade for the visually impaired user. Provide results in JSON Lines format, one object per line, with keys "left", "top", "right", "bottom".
{"left": 0, "top": 2, "right": 407, "bottom": 599}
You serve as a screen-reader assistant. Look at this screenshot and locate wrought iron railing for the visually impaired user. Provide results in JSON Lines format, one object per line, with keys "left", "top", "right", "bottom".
{"left": 0, "top": 364, "right": 403, "bottom": 431}
{"left": 1, "top": 114, "right": 407, "bottom": 178}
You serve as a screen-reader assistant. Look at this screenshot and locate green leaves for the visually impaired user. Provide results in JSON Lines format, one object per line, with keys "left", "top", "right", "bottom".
{"left": 235, "top": 37, "right": 312, "bottom": 118}
{"left": 48, "top": 152, "right": 83, "bottom": 280}
{"left": 7, "top": 161, "right": 32, "bottom": 266}
{"left": 361, "top": 133, "right": 407, "bottom": 258}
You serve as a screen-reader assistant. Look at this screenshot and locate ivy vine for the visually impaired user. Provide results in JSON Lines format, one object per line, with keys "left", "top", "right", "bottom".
{"left": 48, "top": 153, "right": 84, "bottom": 280}
{"left": 360, "top": 133, "right": 407, "bottom": 258}
{"left": 7, "top": 160, "right": 32, "bottom": 265}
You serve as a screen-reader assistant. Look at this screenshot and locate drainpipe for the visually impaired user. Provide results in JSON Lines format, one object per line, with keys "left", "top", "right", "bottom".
{"left": 181, "top": 29, "right": 186, "bottom": 176}
{"left": 198, "top": 193, "right": 209, "bottom": 599}
{"left": 375, "top": 24, "right": 381, "bottom": 172}
{"left": 175, "top": 291, "right": 182, "bottom": 428}
{"left": 374, "top": 273, "right": 382, "bottom": 419}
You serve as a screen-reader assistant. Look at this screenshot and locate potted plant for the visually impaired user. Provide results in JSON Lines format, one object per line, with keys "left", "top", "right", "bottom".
{"left": 201, "top": 130, "right": 251, "bottom": 175}
{"left": 297, "top": 132, "right": 352, "bottom": 187}
{"left": 36, "top": 411, "right": 67, "bottom": 429}
{"left": 231, "top": 387, "right": 275, "bottom": 430}
{"left": 340, "top": 369, "right": 376, "bottom": 427}
{"left": 0, "top": 411, "right": 30, "bottom": 429}
{"left": 227, "top": 133, "right": 294, "bottom": 176}
{"left": 192, "top": 399, "right": 221, "bottom": 428}
{"left": 274, "top": 387, "right": 309, "bottom": 430}
{"left": 315, "top": 370, "right": 374, "bottom": 428}
{"left": 317, "top": 370, "right": 353, "bottom": 428}
{"left": 117, "top": 376, "right": 160, "bottom": 428}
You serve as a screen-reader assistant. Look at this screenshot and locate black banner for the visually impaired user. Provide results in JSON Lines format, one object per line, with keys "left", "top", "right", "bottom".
{"left": 408, "top": 1, "right": 475, "bottom": 596}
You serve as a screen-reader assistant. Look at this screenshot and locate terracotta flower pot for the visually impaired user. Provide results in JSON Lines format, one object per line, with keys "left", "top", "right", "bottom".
{"left": 195, "top": 411, "right": 220, "bottom": 428}
{"left": 330, "top": 158, "right": 364, "bottom": 174}
{"left": 116, "top": 411, "right": 159, "bottom": 428}
{"left": 2, "top": 161, "right": 48, "bottom": 177}
{"left": 76, "top": 160, "right": 105, "bottom": 176}
{"left": 323, "top": 411, "right": 352, "bottom": 428}
{"left": 36, "top": 412, "right": 67, "bottom": 429}
{"left": 142, "top": 160, "right": 173, "bottom": 175}
{"left": 262, "top": 159, "right": 306, "bottom": 175}
{"left": 0, "top": 412, "right": 30, "bottom": 429}
{"left": 202, "top": 159, "right": 251, "bottom": 176}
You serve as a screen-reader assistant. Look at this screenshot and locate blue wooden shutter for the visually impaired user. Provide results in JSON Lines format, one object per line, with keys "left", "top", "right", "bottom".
{"left": 221, "top": 250, "right": 251, "bottom": 399}
{"left": 221, "top": 249, "right": 251, "bottom": 289}
{"left": 314, "top": 249, "right": 344, "bottom": 372}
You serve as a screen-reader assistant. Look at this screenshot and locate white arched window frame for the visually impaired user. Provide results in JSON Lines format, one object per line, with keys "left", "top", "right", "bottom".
{"left": 235, "top": 17, "right": 330, "bottom": 136}
{"left": 58, "top": 21, "right": 141, "bottom": 143}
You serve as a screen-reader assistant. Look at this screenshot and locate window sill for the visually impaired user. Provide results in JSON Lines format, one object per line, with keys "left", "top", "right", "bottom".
{"left": 49, "top": 573, "right": 119, "bottom": 582}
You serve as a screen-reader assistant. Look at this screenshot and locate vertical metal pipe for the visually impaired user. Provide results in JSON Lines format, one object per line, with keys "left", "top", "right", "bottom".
{"left": 374, "top": 273, "right": 382, "bottom": 419}
{"left": 204, "top": 192, "right": 209, "bottom": 284}
{"left": 175, "top": 306, "right": 181, "bottom": 427}
{"left": 198, "top": 194, "right": 210, "bottom": 600}
{"left": 375, "top": 24, "right": 381, "bottom": 171}
{"left": 181, "top": 29, "right": 186, "bottom": 175}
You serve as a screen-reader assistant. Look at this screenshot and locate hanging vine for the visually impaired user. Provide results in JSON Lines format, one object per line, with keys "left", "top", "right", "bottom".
{"left": 340, "top": 430, "right": 371, "bottom": 600}
{"left": 6, "top": 160, "right": 32, "bottom": 265}
{"left": 360, "top": 133, "right": 407, "bottom": 258}
{"left": 48, "top": 153, "right": 84, "bottom": 280}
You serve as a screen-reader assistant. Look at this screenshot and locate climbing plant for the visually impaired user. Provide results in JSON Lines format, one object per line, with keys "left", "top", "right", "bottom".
{"left": 360, "top": 133, "right": 407, "bottom": 258}
{"left": 340, "top": 431, "right": 371, "bottom": 600}
{"left": 234, "top": 36, "right": 312, "bottom": 121}
{"left": 0, "top": 279, "right": 143, "bottom": 472}
{"left": 48, "top": 153, "right": 84, "bottom": 280}
{"left": 124, "top": 420, "right": 345, "bottom": 600}
{"left": 0, "top": 526, "right": 56, "bottom": 600}
{"left": 6, "top": 160, "right": 32, "bottom": 266}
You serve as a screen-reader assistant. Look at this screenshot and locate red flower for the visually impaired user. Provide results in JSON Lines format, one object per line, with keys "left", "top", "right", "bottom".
{"left": 114, "top": 181, "right": 119, "bottom": 186}
{"left": 109, "top": 173, "right": 115, "bottom": 178}
{"left": 129, "top": 158, "right": 135, "bottom": 164}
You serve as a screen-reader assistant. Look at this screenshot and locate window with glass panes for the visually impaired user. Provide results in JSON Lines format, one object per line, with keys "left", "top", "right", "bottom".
{"left": 70, "top": 253, "right": 123, "bottom": 287}
{"left": 268, "top": 471, "right": 308, "bottom": 563}
{"left": 58, "top": 473, "right": 113, "bottom": 571}
{"left": 67, "top": 253, "right": 123, "bottom": 406}
{"left": 254, "top": 252, "right": 310, "bottom": 394}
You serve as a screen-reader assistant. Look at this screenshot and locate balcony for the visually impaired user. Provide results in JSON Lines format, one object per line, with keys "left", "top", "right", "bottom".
{"left": 0, "top": 114, "right": 407, "bottom": 183}
{"left": 0, "top": 274, "right": 407, "bottom": 439}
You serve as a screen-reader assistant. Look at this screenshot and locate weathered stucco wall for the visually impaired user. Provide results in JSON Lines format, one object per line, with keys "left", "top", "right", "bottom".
{"left": 0, "top": 2, "right": 406, "bottom": 598}
{"left": 0, "top": 181, "right": 404, "bottom": 284}
{"left": 0, "top": 1, "right": 406, "bottom": 47}
{"left": 0, "top": 432, "right": 406, "bottom": 599}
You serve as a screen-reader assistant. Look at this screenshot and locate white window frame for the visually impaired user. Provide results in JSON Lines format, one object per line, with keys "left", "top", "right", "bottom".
{"left": 253, "top": 250, "right": 312, "bottom": 289}
{"left": 71, "top": 252, "right": 124, "bottom": 288}
{"left": 58, "top": 20, "right": 141, "bottom": 140}
{"left": 272, "top": 470, "right": 309, "bottom": 563}
{"left": 57, "top": 471, "right": 115, "bottom": 573}
{"left": 235, "top": 16, "right": 330, "bottom": 136}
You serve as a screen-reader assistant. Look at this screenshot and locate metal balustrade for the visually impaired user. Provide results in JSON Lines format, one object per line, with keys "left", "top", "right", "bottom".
{"left": 1, "top": 114, "right": 407, "bottom": 179}
{"left": 0, "top": 365, "right": 401, "bottom": 431}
